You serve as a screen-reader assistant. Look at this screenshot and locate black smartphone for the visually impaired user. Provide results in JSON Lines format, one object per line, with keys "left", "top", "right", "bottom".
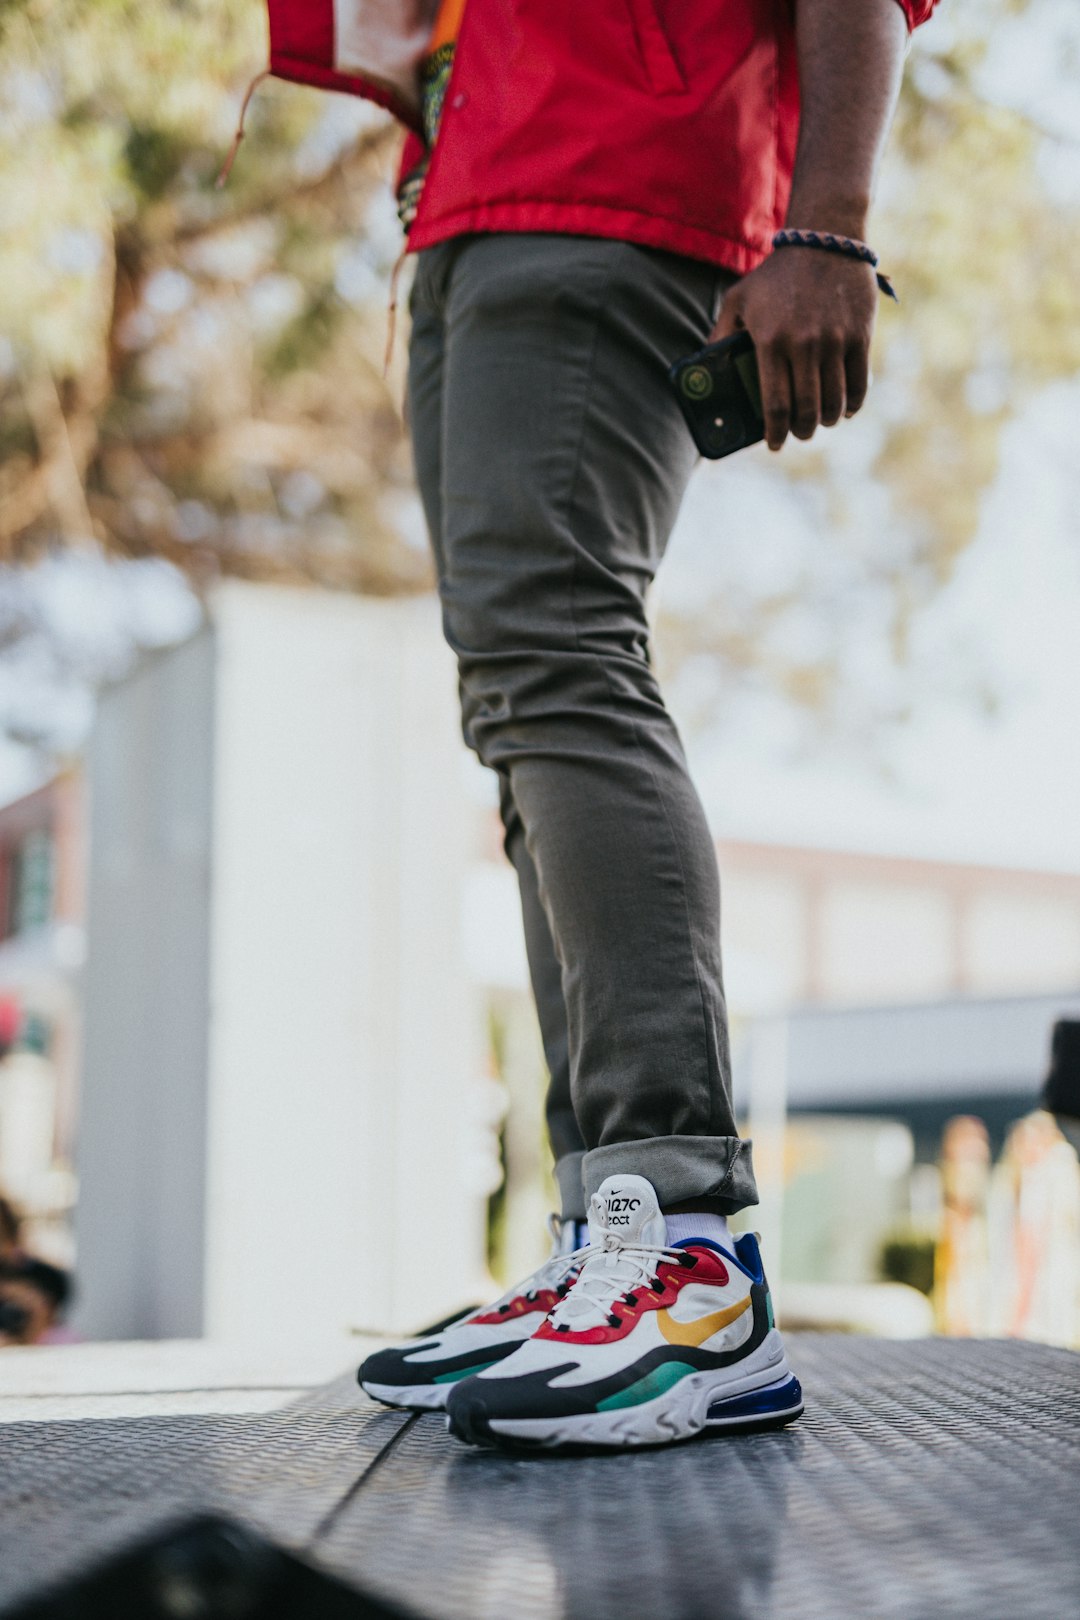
{"left": 669, "top": 330, "right": 764, "bottom": 459}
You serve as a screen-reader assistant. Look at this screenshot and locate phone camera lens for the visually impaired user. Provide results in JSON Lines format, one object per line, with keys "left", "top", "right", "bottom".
{"left": 682, "top": 365, "right": 712, "bottom": 399}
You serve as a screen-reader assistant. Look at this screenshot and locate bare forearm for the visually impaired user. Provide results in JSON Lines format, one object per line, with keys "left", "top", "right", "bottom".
{"left": 787, "top": 0, "right": 908, "bottom": 237}
{"left": 711, "top": 0, "right": 911, "bottom": 449}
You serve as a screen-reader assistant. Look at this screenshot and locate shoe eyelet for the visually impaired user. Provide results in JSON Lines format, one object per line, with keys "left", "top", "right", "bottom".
{"left": 607, "top": 1313, "right": 621, "bottom": 1328}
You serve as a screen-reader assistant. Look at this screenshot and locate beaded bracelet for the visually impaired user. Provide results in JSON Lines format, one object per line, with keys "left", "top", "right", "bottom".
{"left": 771, "top": 229, "right": 899, "bottom": 303}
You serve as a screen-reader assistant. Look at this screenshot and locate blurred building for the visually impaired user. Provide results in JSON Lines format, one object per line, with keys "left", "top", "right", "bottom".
{"left": 469, "top": 815, "right": 1080, "bottom": 1290}
{"left": 0, "top": 772, "right": 83, "bottom": 1262}
{"left": 0, "top": 770, "right": 85, "bottom": 1043}
{"left": 733, "top": 991, "right": 1080, "bottom": 1159}
{"left": 4, "top": 594, "right": 1080, "bottom": 1336}
{"left": 72, "top": 584, "right": 490, "bottom": 1347}
{"left": 469, "top": 828, "right": 1080, "bottom": 1017}
{"left": 717, "top": 840, "right": 1080, "bottom": 1014}
{"left": 470, "top": 829, "right": 1080, "bottom": 1153}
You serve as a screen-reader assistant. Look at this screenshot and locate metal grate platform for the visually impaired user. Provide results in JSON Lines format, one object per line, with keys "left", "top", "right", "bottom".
{"left": 2, "top": 1336, "right": 1078, "bottom": 1618}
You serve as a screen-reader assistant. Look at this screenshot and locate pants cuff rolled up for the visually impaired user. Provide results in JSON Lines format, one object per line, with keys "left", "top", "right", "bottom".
{"left": 581, "top": 1135, "right": 758, "bottom": 1216}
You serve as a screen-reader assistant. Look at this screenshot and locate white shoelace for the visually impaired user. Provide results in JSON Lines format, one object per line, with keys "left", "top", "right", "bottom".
{"left": 491, "top": 1234, "right": 591, "bottom": 1312}
{"left": 546, "top": 1239, "right": 691, "bottom": 1332}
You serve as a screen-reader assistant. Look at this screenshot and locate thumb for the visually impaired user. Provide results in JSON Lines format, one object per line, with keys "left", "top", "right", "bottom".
{"left": 709, "top": 281, "right": 746, "bottom": 344}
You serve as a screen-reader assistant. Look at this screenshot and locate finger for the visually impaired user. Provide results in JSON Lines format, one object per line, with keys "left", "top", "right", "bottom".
{"left": 820, "top": 336, "right": 846, "bottom": 427}
{"left": 710, "top": 287, "right": 745, "bottom": 343}
{"left": 789, "top": 342, "right": 821, "bottom": 441}
{"left": 757, "top": 341, "right": 793, "bottom": 452}
{"left": 844, "top": 342, "right": 870, "bottom": 418}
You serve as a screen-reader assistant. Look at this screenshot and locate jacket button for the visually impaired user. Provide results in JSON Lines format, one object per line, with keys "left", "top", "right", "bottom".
{"left": 452, "top": 90, "right": 469, "bottom": 109}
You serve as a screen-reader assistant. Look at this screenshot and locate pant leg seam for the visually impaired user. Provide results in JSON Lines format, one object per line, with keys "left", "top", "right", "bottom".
{"left": 560, "top": 241, "right": 722, "bottom": 1144}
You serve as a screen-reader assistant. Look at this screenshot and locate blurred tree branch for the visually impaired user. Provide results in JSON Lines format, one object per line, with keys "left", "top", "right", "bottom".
{"left": 0, "top": 0, "right": 1077, "bottom": 759}
{"left": 0, "top": 0, "right": 417, "bottom": 599}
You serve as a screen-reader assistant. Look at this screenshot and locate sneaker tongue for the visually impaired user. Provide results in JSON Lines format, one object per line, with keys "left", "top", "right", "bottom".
{"left": 588, "top": 1175, "right": 667, "bottom": 1248}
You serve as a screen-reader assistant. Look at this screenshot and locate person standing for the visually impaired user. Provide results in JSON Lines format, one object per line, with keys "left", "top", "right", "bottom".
{"left": 264, "top": 0, "right": 937, "bottom": 1449}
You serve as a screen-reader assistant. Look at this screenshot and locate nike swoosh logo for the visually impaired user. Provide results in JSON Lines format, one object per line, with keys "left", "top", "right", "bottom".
{"left": 657, "top": 1296, "right": 751, "bottom": 1347}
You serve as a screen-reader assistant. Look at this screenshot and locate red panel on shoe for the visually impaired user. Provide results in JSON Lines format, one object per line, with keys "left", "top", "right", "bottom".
{"left": 470, "top": 1287, "right": 563, "bottom": 1326}
{"left": 533, "top": 1247, "right": 730, "bottom": 1345}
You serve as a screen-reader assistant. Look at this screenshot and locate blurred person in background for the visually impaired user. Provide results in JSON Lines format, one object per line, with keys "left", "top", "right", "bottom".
{"left": 0, "top": 1255, "right": 73, "bottom": 1347}
{"left": 267, "top": 0, "right": 937, "bottom": 1449}
{"left": 984, "top": 1020, "right": 1080, "bottom": 1348}
{"left": 1041, "top": 1019, "right": 1080, "bottom": 1164}
{"left": 935, "top": 1117, "right": 991, "bottom": 1338}
{"left": 0, "top": 1194, "right": 74, "bottom": 1346}
{"left": 0, "top": 1195, "right": 20, "bottom": 1261}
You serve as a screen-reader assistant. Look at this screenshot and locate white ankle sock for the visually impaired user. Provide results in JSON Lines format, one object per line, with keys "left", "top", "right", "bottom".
{"left": 663, "top": 1211, "right": 733, "bottom": 1252}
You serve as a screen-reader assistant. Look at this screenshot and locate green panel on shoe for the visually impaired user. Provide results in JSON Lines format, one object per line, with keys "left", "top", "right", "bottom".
{"left": 433, "top": 1359, "right": 502, "bottom": 1384}
{"left": 596, "top": 1360, "right": 698, "bottom": 1411}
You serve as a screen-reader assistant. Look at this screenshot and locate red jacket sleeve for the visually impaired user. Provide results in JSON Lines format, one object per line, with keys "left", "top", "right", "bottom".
{"left": 892, "top": 0, "right": 938, "bottom": 29}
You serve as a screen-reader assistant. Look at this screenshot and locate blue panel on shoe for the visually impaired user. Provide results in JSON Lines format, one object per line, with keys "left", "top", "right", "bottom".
{"left": 705, "top": 1375, "right": 803, "bottom": 1422}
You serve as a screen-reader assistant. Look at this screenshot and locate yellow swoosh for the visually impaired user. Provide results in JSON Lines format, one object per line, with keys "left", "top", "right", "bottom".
{"left": 657, "top": 1296, "right": 751, "bottom": 1348}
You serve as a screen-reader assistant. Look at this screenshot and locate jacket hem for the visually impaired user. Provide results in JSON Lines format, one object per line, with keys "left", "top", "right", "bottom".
{"left": 406, "top": 201, "right": 768, "bottom": 277}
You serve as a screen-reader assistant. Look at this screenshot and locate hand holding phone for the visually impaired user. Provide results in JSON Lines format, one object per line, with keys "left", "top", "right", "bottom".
{"left": 668, "top": 332, "right": 764, "bottom": 460}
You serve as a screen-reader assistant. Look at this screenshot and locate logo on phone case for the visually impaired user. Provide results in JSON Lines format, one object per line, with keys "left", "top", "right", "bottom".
{"left": 681, "top": 365, "right": 713, "bottom": 399}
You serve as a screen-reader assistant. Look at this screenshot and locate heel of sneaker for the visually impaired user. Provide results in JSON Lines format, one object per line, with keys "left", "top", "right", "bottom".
{"left": 705, "top": 1372, "right": 803, "bottom": 1430}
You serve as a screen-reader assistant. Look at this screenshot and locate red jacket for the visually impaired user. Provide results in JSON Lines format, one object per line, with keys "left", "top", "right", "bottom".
{"left": 266, "top": 0, "right": 936, "bottom": 275}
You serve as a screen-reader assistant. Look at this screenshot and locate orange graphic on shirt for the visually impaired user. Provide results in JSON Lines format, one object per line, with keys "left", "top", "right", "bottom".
{"left": 429, "top": 0, "right": 467, "bottom": 52}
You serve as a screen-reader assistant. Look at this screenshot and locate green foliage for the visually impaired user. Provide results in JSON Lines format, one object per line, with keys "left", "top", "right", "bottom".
{"left": 123, "top": 123, "right": 187, "bottom": 200}
{"left": 877, "top": 5, "right": 1080, "bottom": 573}
{"left": 655, "top": 0, "right": 1080, "bottom": 742}
{"left": 264, "top": 290, "right": 344, "bottom": 379}
{"left": 880, "top": 1231, "right": 937, "bottom": 1297}
{"left": 0, "top": 0, "right": 1077, "bottom": 707}
{"left": 0, "top": 0, "right": 418, "bottom": 592}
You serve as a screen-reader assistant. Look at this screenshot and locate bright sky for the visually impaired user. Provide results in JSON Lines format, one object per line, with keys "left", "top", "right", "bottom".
{"left": 670, "top": 380, "right": 1080, "bottom": 874}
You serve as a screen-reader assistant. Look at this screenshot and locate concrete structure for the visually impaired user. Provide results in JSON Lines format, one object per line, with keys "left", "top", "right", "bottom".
{"left": 74, "top": 583, "right": 489, "bottom": 1346}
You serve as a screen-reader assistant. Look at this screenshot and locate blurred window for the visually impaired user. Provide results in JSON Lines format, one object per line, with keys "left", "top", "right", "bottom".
{"left": 5, "top": 830, "right": 54, "bottom": 939}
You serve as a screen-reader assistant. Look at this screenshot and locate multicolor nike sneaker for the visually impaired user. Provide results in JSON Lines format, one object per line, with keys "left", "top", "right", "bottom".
{"left": 357, "top": 1217, "right": 588, "bottom": 1411}
{"left": 447, "top": 1174, "right": 802, "bottom": 1449}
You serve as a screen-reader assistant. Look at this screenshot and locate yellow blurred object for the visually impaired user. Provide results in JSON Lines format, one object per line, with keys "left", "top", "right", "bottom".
{"left": 934, "top": 1116, "right": 991, "bottom": 1336}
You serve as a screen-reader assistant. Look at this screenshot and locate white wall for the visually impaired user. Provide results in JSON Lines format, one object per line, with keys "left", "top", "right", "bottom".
{"left": 76, "top": 585, "right": 487, "bottom": 1345}
{"left": 75, "top": 628, "right": 215, "bottom": 1339}
{"left": 205, "top": 584, "right": 487, "bottom": 1343}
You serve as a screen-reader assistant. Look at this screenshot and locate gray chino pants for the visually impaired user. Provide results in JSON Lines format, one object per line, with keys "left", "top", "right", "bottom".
{"left": 407, "top": 232, "right": 758, "bottom": 1221}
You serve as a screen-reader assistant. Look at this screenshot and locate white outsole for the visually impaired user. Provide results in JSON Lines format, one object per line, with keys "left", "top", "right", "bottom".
{"left": 484, "top": 1331, "right": 796, "bottom": 1449}
{"left": 360, "top": 1380, "right": 449, "bottom": 1411}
